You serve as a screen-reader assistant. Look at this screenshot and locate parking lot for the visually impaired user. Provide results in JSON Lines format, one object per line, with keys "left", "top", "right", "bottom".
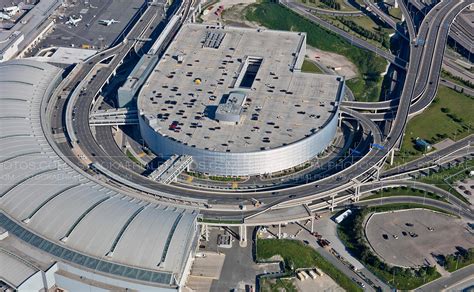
{"left": 31, "top": 0, "right": 145, "bottom": 53}
{"left": 0, "top": 0, "right": 25, "bottom": 27}
{"left": 454, "top": 177, "right": 474, "bottom": 205}
{"left": 365, "top": 209, "right": 474, "bottom": 268}
{"left": 188, "top": 226, "right": 279, "bottom": 292}
{"left": 187, "top": 251, "right": 226, "bottom": 292}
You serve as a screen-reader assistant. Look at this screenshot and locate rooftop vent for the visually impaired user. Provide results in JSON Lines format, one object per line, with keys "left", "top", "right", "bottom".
{"left": 215, "top": 92, "right": 247, "bottom": 124}
{"left": 202, "top": 31, "right": 226, "bottom": 49}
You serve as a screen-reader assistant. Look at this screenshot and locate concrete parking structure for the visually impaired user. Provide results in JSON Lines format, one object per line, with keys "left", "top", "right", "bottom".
{"left": 138, "top": 23, "right": 344, "bottom": 176}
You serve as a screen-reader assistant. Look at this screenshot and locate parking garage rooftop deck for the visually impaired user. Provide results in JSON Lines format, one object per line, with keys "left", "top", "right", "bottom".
{"left": 138, "top": 24, "right": 344, "bottom": 153}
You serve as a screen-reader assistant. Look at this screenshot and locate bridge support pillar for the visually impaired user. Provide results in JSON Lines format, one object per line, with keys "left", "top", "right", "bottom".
{"left": 201, "top": 224, "right": 209, "bottom": 242}
{"left": 354, "top": 184, "right": 361, "bottom": 202}
{"left": 330, "top": 196, "right": 336, "bottom": 212}
{"left": 198, "top": 3, "right": 202, "bottom": 13}
{"left": 239, "top": 225, "right": 247, "bottom": 247}
{"left": 391, "top": 0, "right": 399, "bottom": 9}
{"left": 389, "top": 148, "right": 395, "bottom": 166}
{"left": 191, "top": 12, "right": 196, "bottom": 23}
{"left": 338, "top": 111, "right": 343, "bottom": 127}
{"left": 310, "top": 217, "right": 314, "bottom": 233}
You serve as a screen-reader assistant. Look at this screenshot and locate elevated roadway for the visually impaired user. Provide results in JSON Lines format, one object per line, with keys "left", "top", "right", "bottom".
{"left": 364, "top": 0, "right": 398, "bottom": 29}
{"left": 408, "top": 1, "right": 471, "bottom": 116}
{"left": 354, "top": 196, "right": 474, "bottom": 220}
{"left": 343, "top": 1, "right": 471, "bottom": 115}
{"left": 296, "top": 0, "right": 409, "bottom": 40}
{"left": 443, "top": 55, "right": 473, "bottom": 82}
{"left": 60, "top": 0, "right": 385, "bottom": 206}
{"left": 450, "top": 22, "right": 473, "bottom": 54}
{"left": 382, "top": 135, "right": 474, "bottom": 178}
{"left": 280, "top": 0, "right": 408, "bottom": 70}
{"left": 170, "top": 1, "right": 470, "bottom": 212}
{"left": 342, "top": 77, "right": 473, "bottom": 111}
{"left": 441, "top": 79, "right": 474, "bottom": 96}
{"left": 332, "top": 0, "right": 467, "bottom": 118}
{"left": 409, "top": 0, "right": 473, "bottom": 55}
{"left": 359, "top": 180, "right": 472, "bottom": 212}
{"left": 402, "top": 0, "right": 419, "bottom": 38}
{"left": 328, "top": 1, "right": 473, "bottom": 202}
{"left": 410, "top": 0, "right": 428, "bottom": 11}
{"left": 300, "top": 3, "right": 363, "bottom": 16}
{"left": 363, "top": 0, "right": 411, "bottom": 42}
{"left": 55, "top": 0, "right": 473, "bottom": 221}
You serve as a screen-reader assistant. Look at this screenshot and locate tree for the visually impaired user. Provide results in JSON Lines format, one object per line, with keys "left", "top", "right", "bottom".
{"left": 418, "top": 268, "right": 426, "bottom": 277}
{"left": 426, "top": 266, "right": 436, "bottom": 276}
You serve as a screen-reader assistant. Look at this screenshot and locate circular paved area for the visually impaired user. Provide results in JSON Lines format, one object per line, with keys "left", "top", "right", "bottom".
{"left": 365, "top": 209, "right": 474, "bottom": 268}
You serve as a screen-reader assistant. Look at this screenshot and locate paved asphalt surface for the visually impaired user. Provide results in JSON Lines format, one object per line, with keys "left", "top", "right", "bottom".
{"left": 339, "top": 0, "right": 472, "bottom": 112}
{"left": 401, "top": 0, "right": 417, "bottom": 40}
{"left": 306, "top": 136, "right": 473, "bottom": 204}
{"left": 363, "top": 0, "right": 400, "bottom": 33}
{"left": 292, "top": 222, "right": 385, "bottom": 291}
{"left": 53, "top": 0, "right": 473, "bottom": 220}
{"left": 44, "top": 1, "right": 474, "bottom": 290}
{"left": 281, "top": 0, "right": 408, "bottom": 70}
{"left": 354, "top": 195, "right": 473, "bottom": 219}
{"left": 270, "top": 0, "right": 472, "bottom": 210}
{"left": 415, "top": 265, "right": 474, "bottom": 291}
{"left": 315, "top": 246, "right": 378, "bottom": 292}
{"left": 440, "top": 78, "right": 474, "bottom": 97}
{"left": 55, "top": 0, "right": 466, "bottom": 218}
{"left": 300, "top": 1, "right": 363, "bottom": 16}
{"left": 450, "top": 22, "right": 472, "bottom": 55}
{"left": 409, "top": 1, "right": 473, "bottom": 117}
{"left": 382, "top": 135, "right": 474, "bottom": 177}
{"left": 443, "top": 54, "right": 473, "bottom": 81}
{"left": 360, "top": 181, "right": 473, "bottom": 217}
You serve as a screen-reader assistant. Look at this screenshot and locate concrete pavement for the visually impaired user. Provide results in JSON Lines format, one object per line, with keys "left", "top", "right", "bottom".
{"left": 415, "top": 265, "right": 474, "bottom": 292}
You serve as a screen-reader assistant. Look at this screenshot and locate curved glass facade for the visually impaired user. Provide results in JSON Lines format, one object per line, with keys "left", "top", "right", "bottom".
{"left": 140, "top": 104, "right": 340, "bottom": 176}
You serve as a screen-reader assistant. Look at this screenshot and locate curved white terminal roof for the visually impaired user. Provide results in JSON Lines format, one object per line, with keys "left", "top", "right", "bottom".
{"left": 0, "top": 59, "right": 198, "bottom": 287}
{"left": 0, "top": 249, "right": 39, "bottom": 288}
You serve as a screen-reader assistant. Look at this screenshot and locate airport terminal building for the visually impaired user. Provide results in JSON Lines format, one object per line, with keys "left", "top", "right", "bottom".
{"left": 0, "top": 59, "right": 199, "bottom": 291}
{"left": 138, "top": 24, "right": 345, "bottom": 176}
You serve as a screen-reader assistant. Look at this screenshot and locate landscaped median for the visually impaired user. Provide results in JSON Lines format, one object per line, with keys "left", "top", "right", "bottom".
{"left": 441, "top": 248, "right": 474, "bottom": 272}
{"left": 418, "top": 158, "right": 473, "bottom": 205}
{"left": 360, "top": 186, "right": 449, "bottom": 203}
{"left": 256, "top": 238, "right": 363, "bottom": 292}
{"left": 125, "top": 149, "right": 145, "bottom": 167}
